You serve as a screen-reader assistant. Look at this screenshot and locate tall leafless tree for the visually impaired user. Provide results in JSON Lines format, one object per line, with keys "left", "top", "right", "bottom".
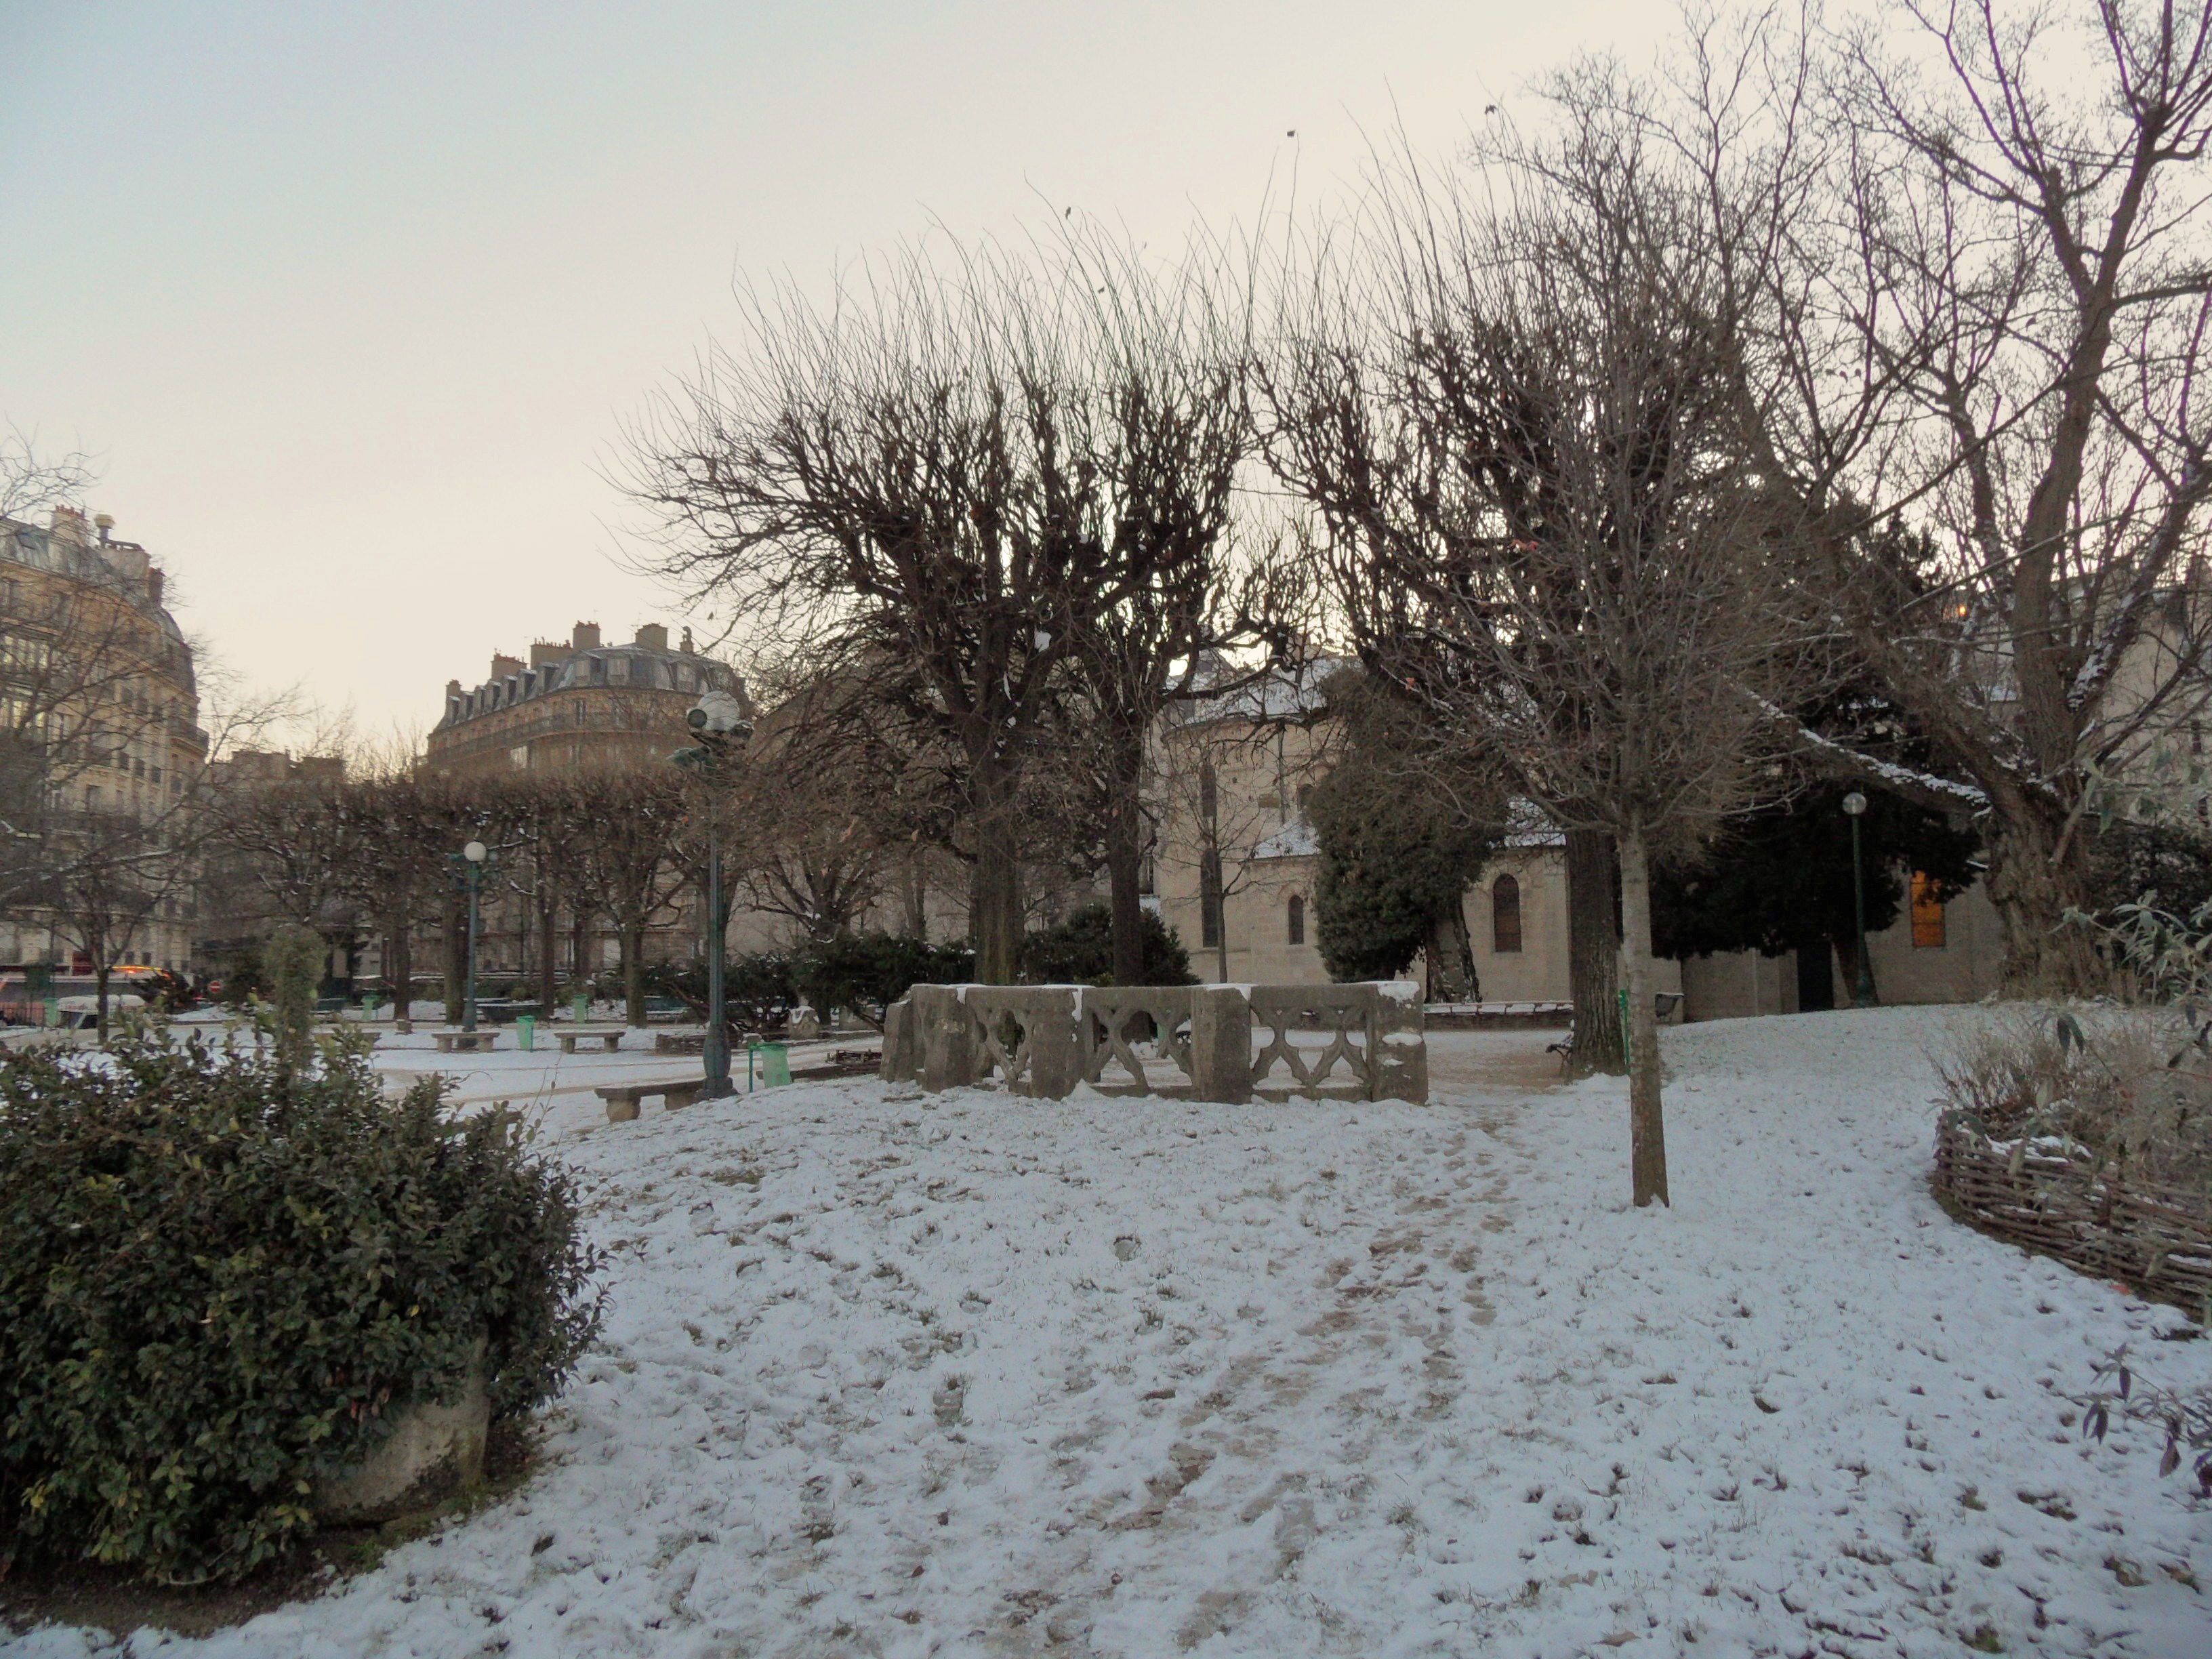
{"left": 1639, "top": 1, "right": 2212, "bottom": 993}
{"left": 1259, "top": 110, "right": 1807, "bottom": 1206}
{"left": 628, "top": 233, "right": 1262, "bottom": 982}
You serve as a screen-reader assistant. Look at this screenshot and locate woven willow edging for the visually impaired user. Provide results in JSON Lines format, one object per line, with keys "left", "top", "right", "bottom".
{"left": 1932, "top": 1114, "right": 2212, "bottom": 1315}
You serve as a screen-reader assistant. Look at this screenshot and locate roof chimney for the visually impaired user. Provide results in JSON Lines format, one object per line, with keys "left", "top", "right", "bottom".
{"left": 529, "top": 640, "right": 566, "bottom": 668}
{"left": 633, "top": 622, "right": 668, "bottom": 652}
{"left": 146, "top": 569, "right": 164, "bottom": 605}
{"left": 680, "top": 626, "right": 695, "bottom": 655}
{"left": 491, "top": 653, "right": 523, "bottom": 681}
{"left": 571, "top": 621, "right": 601, "bottom": 651}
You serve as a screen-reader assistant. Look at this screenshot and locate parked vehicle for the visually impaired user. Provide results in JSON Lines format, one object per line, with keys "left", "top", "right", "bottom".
{"left": 0, "top": 970, "right": 165, "bottom": 1026}
{"left": 0, "top": 995, "right": 148, "bottom": 1050}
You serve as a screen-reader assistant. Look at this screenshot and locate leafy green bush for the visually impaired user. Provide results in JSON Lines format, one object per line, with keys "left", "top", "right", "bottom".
{"left": 799, "top": 933, "right": 975, "bottom": 1023}
{"left": 1019, "top": 903, "right": 1195, "bottom": 985}
{"left": 0, "top": 1025, "right": 603, "bottom": 1584}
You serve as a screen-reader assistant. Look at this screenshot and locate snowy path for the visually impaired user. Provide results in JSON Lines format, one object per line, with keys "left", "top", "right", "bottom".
{"left": 14, "top": 1010, "right": 2212, "bottom": 1658}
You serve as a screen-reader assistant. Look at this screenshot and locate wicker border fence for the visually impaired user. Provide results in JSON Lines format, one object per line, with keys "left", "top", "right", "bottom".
{"left": 1932, "top": 1113, "right": 2212, "bottom": 1315}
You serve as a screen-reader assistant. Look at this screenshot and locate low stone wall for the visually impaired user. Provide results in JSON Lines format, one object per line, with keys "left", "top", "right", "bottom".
{"left": 881, "top": 982, "right": 1426, "bottom": 1104}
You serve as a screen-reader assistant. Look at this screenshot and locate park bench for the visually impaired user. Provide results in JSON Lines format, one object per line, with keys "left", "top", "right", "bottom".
{"left": 792, "top": 1046, "right": 882, "bottom": 1082}
{"left": 596, "top": 1076, "right": 710, "bottom": 1122}
{"left": 655, "top": 1031, "right": 706, "bottom": 1055}
{"left": 432, "top": 1030, "right": 499, "bottom": 1054}
{"left": 555, "top": 1027, "right": 626, "bottom": 1054}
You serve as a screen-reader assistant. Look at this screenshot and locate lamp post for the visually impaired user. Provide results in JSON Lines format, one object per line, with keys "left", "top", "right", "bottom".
{"left": 1841, "top": 792, "right": 1875, "bottom": 1008}
{"left": 453, "top": 839, "right": 489, "bottom": 1032}
{"left": 675, "top": 691, "right": 751, "bottom": 1101}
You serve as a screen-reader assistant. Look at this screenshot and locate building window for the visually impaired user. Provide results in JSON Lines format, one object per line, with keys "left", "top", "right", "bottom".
{"left": 1910, "top": 871, "right": 1948, "bottom": 948}
{"left": 1287, "top": 893, "right": 1305, "bottom": 945}
{"left": 1200, "top": 851, "right": 1223, "bottom": 949}
{"left": 1492, "top": 873, "right": 1522, "bottom": 954}
{"left": 1199, "top": 761, "right": 1217, "bottom": 824}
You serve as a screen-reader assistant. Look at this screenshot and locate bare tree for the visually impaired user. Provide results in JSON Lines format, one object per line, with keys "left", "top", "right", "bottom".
{"left": 628, "top": 232, "right": 1260, "bottom": 981}
{"left": 1643, "top": 1, "right": 2212, "bottom": 993}
{"left": 1259, "top": 112, "right": 1805, "bottom": 1207}
{"left": 40, "top": 806, "right": 188, "bottom": 1039}
{"left": 567, "top": 766, "right": 691, "bottom": 1025}
{"left": 0, "top": 428, "right": 94, "bottom": 523}
{"left": 1155, "top": 697, "right": 1300, "bottom": 983}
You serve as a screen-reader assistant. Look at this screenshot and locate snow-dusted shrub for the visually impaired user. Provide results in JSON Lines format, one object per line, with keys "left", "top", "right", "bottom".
{"left": 1935, "top": 1006, "right": 2212, "bottom": 1194}
{"left": 0, "top": 1026, "right": 603, "bottom": 1584}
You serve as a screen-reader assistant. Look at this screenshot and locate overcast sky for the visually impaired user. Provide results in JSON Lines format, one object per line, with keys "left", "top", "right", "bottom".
{"left": 3, "top": 0, "right": 1675, "bottom": 743}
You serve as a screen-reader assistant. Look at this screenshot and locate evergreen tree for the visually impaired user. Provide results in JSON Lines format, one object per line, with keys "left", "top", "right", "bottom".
{"left": 1651, "top": 784, "right": 1978, "bottom": 1008}
{"left": 1307, "top": 673, "right": 1504, "bottom": 989}
{"left": 1020, "top": 902, "right": 1195, "bottom": 986}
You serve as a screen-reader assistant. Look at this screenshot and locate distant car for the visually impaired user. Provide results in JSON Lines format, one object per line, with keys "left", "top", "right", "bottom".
{"left": 0, "top": 995, "right": 148, "bottom": 1050}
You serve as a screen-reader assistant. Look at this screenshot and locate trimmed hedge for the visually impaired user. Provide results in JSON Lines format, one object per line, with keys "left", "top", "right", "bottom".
{"left": 0, "top": 1024, "right": 603, "bottom": 1584}
{"left": 1019, "top": 902, "right": 1195, "bottom": 986}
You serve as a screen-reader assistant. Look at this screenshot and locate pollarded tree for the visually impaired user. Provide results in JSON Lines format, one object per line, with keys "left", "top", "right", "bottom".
{"left": 628, "top": 232, "right": 1255, "bottom": 983}
{"left": 567, "top": 766, "right": 691, "bottom": 1026}
{"left": 1261, "top": 107, "right": 1810, "bottom": 1208}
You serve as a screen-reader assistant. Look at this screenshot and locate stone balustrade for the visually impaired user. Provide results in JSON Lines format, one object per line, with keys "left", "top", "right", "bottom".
{"left": 880, "top": 981, "right": 1425, "bottom": 1103}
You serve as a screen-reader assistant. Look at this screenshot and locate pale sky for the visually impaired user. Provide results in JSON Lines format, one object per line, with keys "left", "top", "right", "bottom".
{"left": 3, "top": 0, "right": 1674, "bottom": 745}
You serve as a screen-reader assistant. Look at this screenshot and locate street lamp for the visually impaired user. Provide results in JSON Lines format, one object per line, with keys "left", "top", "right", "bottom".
{"left": 453, "top": 838, "right": 490, "bottom": 1033}
{"left": 1840, "top": 792, "right": 1875, "bottom": 1008}
{"left": 675, "top": 691, "right": 751, "bottom": 1101}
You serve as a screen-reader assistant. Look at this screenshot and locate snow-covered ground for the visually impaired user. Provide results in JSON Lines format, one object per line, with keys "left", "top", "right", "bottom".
{"left": 14, "top": 1007, "right": 2212, "bottom": 1658}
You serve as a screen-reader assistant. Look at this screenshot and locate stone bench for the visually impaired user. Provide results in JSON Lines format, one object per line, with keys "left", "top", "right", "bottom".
{"left": 556, "top": 1027, "right": 626, "bottom": 1054}
{"left": 432, "top": 1030, "right": 499, "bottom": 1054}
{"left": 596, "top": 1077, "right": 710, "bottom": 1122}
{"left": 655, "top": 1031, "right": 706, "bottom": 1055}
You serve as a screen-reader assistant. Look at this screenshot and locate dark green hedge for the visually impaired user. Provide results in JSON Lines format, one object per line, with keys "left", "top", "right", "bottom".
{"left": 1019, "top": 902, "right": 1195, "bottom": 986}
{"left": 0, "top": 1026, "right": 603, "bottom": 1584}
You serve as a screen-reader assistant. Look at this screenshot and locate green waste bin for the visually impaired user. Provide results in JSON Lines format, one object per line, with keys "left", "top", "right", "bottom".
{"left": 518, "top": 1014, "right": 536, "bottom": 1052}
{"left": 571, "top": 993, "right": 589, "bottom": 1023}
{"left": 747, "top": 1041, "right": 792, "bottom": 1090}
{"left": 41, "top": 996, "right": 60, "bottom": 1029}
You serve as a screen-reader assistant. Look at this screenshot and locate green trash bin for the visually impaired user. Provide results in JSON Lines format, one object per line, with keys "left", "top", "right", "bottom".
{"left": 747, "top": 1041, "right": 792, "bottom": 1089}
{"left": 571, "top": 993, "right": 590, "bottom": 1023}
{"left": 518, "top": 1014, "right": 536, "bottom": 1052}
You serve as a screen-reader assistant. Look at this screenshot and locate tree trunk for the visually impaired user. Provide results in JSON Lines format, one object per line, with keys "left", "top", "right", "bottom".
{"left": 537, "top": 889, "right": 559, "bottom": 1017}
{"left": 387, "top": 912, "right": 414, "bottom": 1033}
{"left": 621, "top": 921, "right": 645, "bottom": 1027}
{"left": 94, "top": 957, "right": 110, "bottom": 1044}
{"left": 902, "top": 851, "right": 928, "bottom": 939}
{"left": 1831, "top": 930, "right": 1875, "bottom": 1008}
{"left": 1617, "top": 823, "right": 1668, "bottom": 1209}
{"left": 1452, "top": 901, "right": 1479, "bottom": 1003}
{"left": 1984, "top": 801, "right": 2106, "bottom": 996}
{"left": 1795, "top": 935, "right": 1835, "bottom": 1013}
{"left": 1423, "top": 908, "right": 1477, "bottom": 1000}
{"left": 1565, "top": 828, "right": 1622, "bottom": 1072}
{"left": 1105, "top": 788, "right": 1147, "bottom": 989}
{"left": 571, "top": 912, "right": 592, "bottom": 1006}
{"left": 969, "top": 786, "right": 1023, "bottom": 985}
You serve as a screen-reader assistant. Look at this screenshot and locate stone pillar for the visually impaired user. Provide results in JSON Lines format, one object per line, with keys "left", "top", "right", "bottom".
{"left": 1022, "top": 988, "right": 1082, "bottom": 1099}
{"left": 1370, "top": 982, "right": 1428, "bottom": 1103}
{"left": 1189, "top": 985, "right": 1252, "bottom": 1104}
{"left": 879, "top": 996, "right": 916, "bottom": 1083}
{"left": 914, "top": 984, "right": 981, "bottom": 1092}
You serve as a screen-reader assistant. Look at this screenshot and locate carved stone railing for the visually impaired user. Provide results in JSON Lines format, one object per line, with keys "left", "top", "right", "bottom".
{"left": 880, "top": 981, "right": 1425, "bottom": 1103}
{"left": 1079, "top": 987, "right": 1195, "bottom": 1094}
